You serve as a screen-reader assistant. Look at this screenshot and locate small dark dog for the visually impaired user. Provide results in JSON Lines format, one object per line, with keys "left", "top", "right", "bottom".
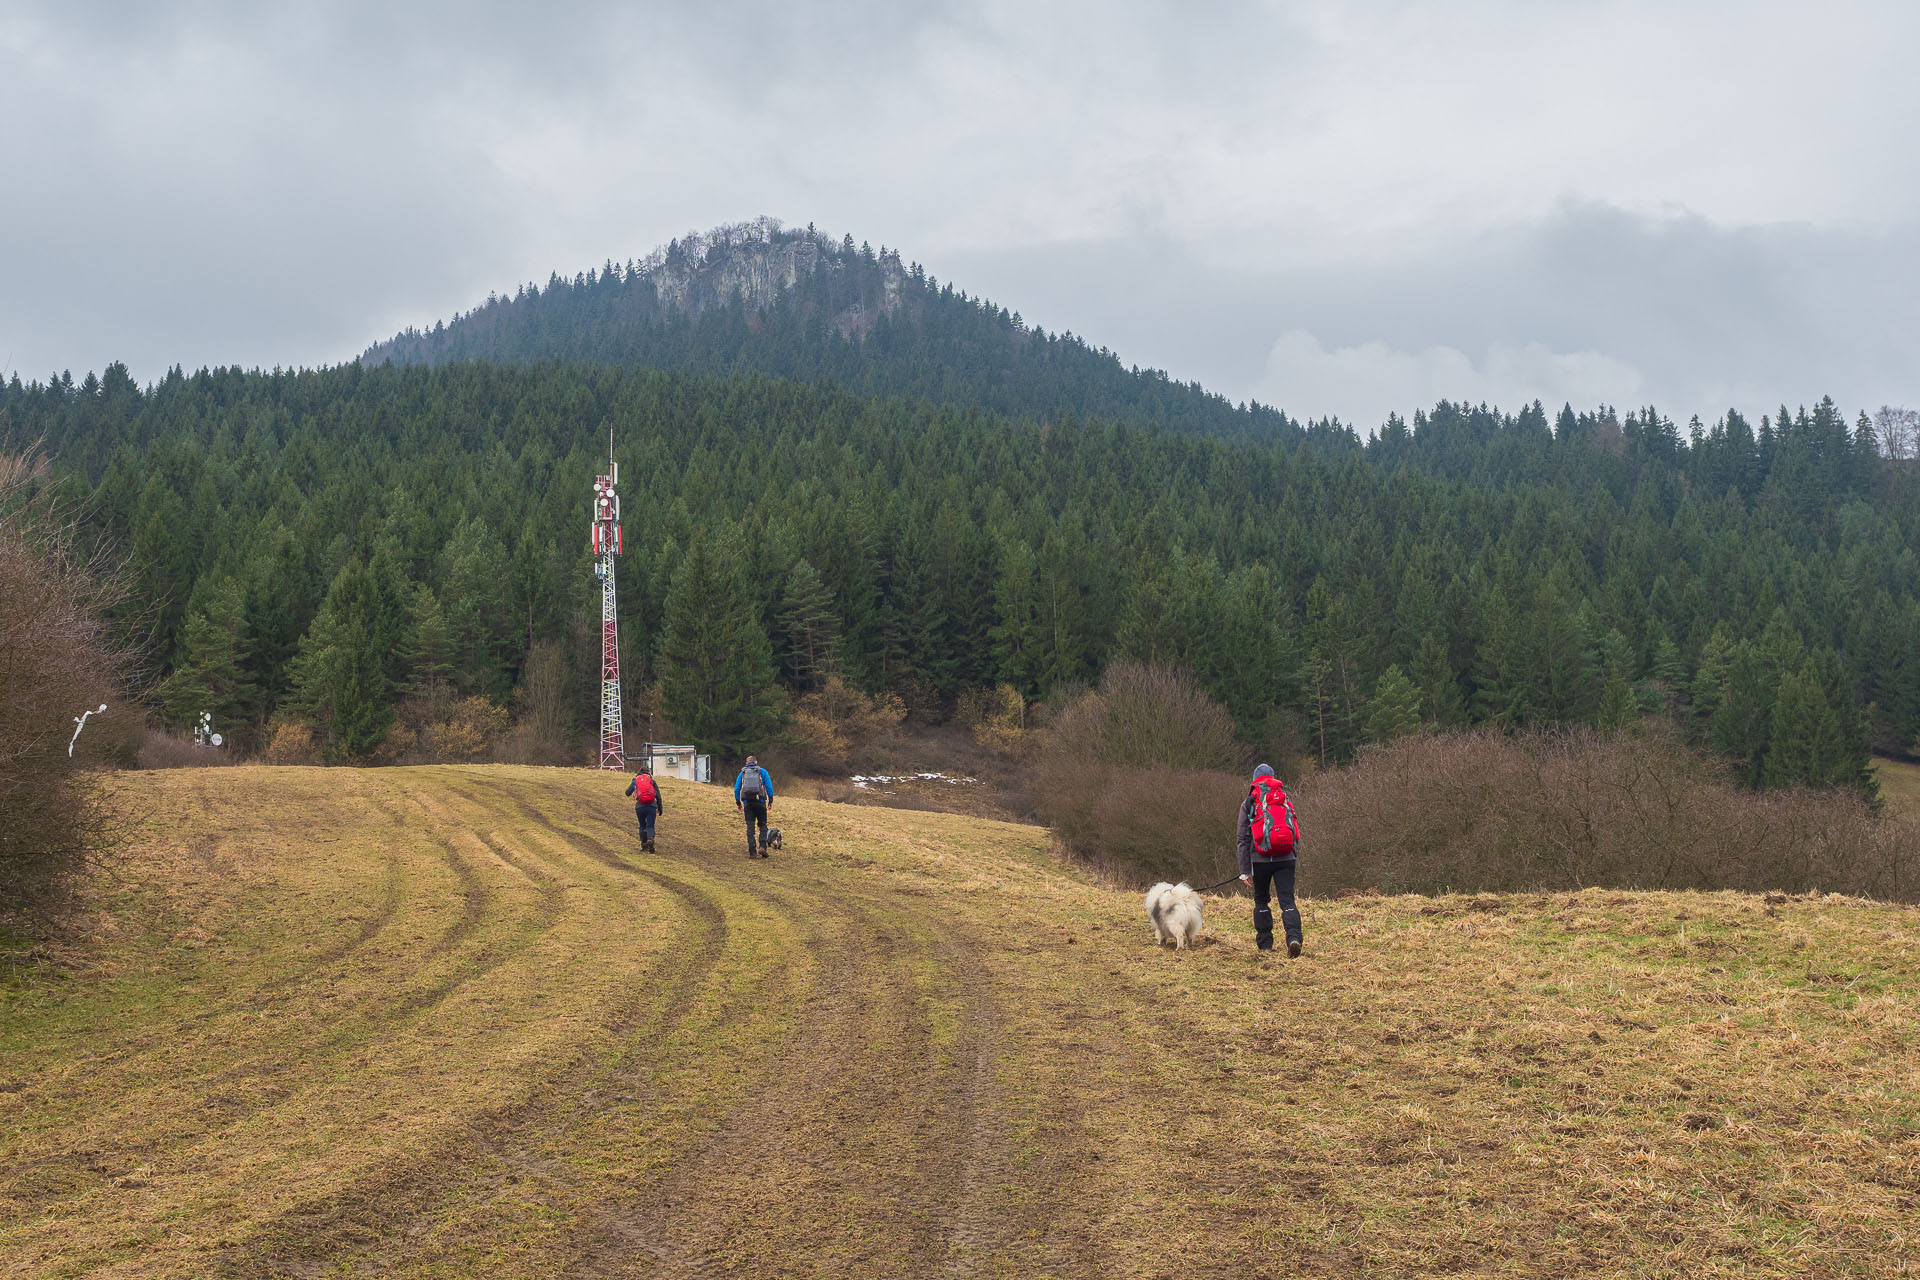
{"left": 763, "top": 826, "right": 783, "bottom": 851}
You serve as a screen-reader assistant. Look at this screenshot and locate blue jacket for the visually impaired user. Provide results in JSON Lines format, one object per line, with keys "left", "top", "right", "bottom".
{"left": 734, "top": 766, "right": 773, "bottom": 803}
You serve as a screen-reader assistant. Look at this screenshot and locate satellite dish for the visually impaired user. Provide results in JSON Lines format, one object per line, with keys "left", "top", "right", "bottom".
{"left": 210, "top": 733, "right": 224, "bottom": 747}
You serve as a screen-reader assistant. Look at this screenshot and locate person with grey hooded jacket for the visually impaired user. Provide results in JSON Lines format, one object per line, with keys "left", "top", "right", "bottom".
{"left": 1236, "top": 763, "right": 1303, "bottom": 956}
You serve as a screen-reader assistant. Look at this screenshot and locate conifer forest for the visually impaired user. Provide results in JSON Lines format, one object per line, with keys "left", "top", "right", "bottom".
{"left": 7, "top": 279, "right": 1915, "bottom": 792}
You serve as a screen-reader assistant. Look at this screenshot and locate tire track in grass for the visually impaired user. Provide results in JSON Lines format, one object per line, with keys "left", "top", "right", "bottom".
{"left": 0, "top": 776, "right": 429, "bottom": 1237}
{"left": 502, "top": 776, "right": 1095, "bottom": 1279}
{"left": 11, "top": 774, "right": 630, "bottom": 1279}
{"left": 207, "top": 790, "right": 745, "bottom": 1279}
{"left": 551, "top": 774, "right": 1119, "bottom": 1276}
{"left": 283, "top": 772, "right": 1111, "bottom": 1277}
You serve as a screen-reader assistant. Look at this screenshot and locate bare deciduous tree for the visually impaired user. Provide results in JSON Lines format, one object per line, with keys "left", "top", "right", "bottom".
{"left": 0, "top": 446, "right": 128, "bottom": 911}
{"left": 1873, "top": 405, "right": 1918, "bottom": 460}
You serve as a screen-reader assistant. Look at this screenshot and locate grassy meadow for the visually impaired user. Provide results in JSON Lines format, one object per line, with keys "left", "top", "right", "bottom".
{"left": 1875, "top": 756, "right": 1920, "bottom": 822}
{"left": 3, "top": 766, "right": 1918, "bottom": 1277}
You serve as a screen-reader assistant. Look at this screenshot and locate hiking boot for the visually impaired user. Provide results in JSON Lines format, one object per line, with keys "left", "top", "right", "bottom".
{"left": 1287, "top": 938, "right": 1302, "bottom": 958}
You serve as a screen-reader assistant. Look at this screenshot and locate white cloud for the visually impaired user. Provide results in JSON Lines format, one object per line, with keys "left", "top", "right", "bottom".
{"left": 1257, "top": 330, "right": 1646, "bottom": 431}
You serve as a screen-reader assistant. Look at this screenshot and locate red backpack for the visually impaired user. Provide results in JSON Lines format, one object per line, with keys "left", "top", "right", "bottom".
{"left": 633, "top": 774, "right": 658, "bottom": 805}
{"left": 1249, "top": 775, "right": 1299, "bottom": 857}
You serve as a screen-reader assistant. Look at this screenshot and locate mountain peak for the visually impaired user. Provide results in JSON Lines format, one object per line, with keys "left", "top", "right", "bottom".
{"left": 360, "top": 219, "right": 1289, "bottom": 440}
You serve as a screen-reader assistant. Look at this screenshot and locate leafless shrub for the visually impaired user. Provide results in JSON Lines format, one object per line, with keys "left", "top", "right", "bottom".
{"left": 265, "top": 721, "right": 320, "bottom": 765}
{"left": 957, "top": 683, "right": 1033, "bottom": 755}
{"left": 493, "top": 640, "right": 579, "bottom": 765}
{"left": 1035, "top": 664, "right": 1250, "bottom": 884}
{"left": 1296, "top": 724, "right": 1919, "bottom": 901}
{"left": 133, "top": 728, "right": 234, "bottom": 770}
{"left": 434, "top": 697, "right": 510, "bottom": 762}
{"left": 786, "top": 676, "right": 906, "bottom": 773}
{"left": 0, "top": 446, "right": 128, "bottom": 911}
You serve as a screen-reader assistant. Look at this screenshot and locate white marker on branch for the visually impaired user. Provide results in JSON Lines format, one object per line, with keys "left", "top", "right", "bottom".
{"left": 69, "top": 703, "right": 106, "bottom": 757}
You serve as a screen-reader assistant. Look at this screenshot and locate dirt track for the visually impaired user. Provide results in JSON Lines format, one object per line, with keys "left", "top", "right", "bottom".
{"left": 5, "top": 767, "right": 1919, "bottom": 1277}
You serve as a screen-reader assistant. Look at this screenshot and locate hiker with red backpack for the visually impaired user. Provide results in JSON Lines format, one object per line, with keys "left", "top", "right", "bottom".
{"left": 625, "top": 764, "right": 664, "bottom": 852}
{"left": 1237, "top": 763, "right": 1303, "bottom": 956}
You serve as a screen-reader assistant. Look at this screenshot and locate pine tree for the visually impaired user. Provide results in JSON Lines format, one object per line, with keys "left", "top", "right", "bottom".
{"left": 656, "top": 529, "right": 787, "bottom": 757}
{"left": 1408, "top": 630, "right": 1464, "bottom": 726}
{"left": 158, "top": 579, "right": 255, "bottom": 735}
{"left": 1595, "top": 663, "right": 1637, "bottom": 731}
{"left": 286, "top": 557, "right": 405, "bottom": 761}
{"left": 1763, "top": 661, "right": 1833, "bottom": 788}
{"left": 405, "top": 584, "right": 455, "bottom": 711}
{"left": 1807, "top": 647, "right": 1877, "bottom": 796}
{"left": 989, "top": 538, "right": 1044, "bottom": 696}
{"left": 1712, "top": 641, "right": 1775, "bottom": 788}
{"left": 1365, "top": 665, "right": 1424, "bottom": 744}
{"left": 779, "top": 558, "right": 840, "bottom": 692}
{"left": 1690, "top": 623, "right": 1734, "bottom": 743}
{"left": 1641, "top": 622, "right": 1686, "bottom": 716}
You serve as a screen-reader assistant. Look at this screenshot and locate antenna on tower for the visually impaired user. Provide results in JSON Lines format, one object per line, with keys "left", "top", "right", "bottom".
{"left": 591, "top": 422, "right": 627, "bottom": 769}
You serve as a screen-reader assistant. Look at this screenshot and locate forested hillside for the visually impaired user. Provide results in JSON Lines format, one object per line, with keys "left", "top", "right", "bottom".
{"left": 4, "top": 356, "right": 1914, "bottom": 790}
{"left": 361, "top": 219, "right": 1292, "bottom": 441}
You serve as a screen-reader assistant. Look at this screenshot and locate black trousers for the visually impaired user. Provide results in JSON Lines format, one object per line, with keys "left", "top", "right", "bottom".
{"left": 1252, "top": 859, "right": 1302, "bottom": 948}
{"left": 635, "top": 803, "right": 658, "bottom": 842}
{"left": 742, "top": 796, "right": 769, "bottom": 852}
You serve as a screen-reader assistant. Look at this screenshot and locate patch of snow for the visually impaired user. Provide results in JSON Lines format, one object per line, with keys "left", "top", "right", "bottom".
{"left": 848, "top": 772, "right": 979, "bottom": 788}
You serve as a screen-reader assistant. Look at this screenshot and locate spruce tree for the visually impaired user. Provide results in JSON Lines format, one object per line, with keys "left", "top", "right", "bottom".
{"left": 989, "top": 538, "right": 1044, "bottom": 696}
{"left": 1365, "top": 665, "right": 1424, "bottom": 744}
{"left": 1763, "top": 661, "right": 1832, "bottom": 788}
{"left": 1409, "top": 630, "right": 1464, "bottom": 726}
{"left": 657, "top": 530, "right": 787, "bottom": 757}
{"left": 159, "top": 579, "right": 255, "bottom": 735}
{"left": 1808, "top": 647, "right": 1877, "bottom": 796}
{"left": 778, "top": 558, "right": 840, "bottom": 692}
{"left": 286, "top": 557, "right": 404, "bottom": 761}
{"left": 1595, "top": 663, "right": 1637, "bottom": 731}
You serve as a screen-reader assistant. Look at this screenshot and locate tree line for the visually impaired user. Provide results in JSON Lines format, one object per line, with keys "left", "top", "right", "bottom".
{"left": 3, "top": 358, "right": 1914, "bottom": 791}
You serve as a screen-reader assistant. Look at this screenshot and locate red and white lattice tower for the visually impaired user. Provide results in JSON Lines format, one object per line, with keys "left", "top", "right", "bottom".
{"left": 590, "top": 426, "right": 627, "bottom": 769}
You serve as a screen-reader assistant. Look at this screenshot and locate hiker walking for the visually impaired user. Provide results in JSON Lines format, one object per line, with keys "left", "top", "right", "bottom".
{"left": 734, "top": 755, "right": 774, "bottom": 859}
{"left": 1237, "top": 763, "right": 1304, "bottom": 956}
{"left": 625, "top": 764, "right": 664, "bottom": 852}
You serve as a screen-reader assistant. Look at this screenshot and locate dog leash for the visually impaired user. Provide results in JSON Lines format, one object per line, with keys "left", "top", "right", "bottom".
{"left": 1189, "top": 873, "right": 1245, "bottom": 894}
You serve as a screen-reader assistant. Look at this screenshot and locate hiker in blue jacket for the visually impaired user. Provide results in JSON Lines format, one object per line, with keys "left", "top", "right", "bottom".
{"left": 1237, "top": 763, "right": 1304, "bottom": 956}
{"left": 734, "top": 755, "right": 774, "bottom": 859}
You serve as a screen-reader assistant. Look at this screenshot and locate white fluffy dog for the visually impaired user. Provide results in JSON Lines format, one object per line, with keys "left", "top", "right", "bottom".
{"left": 1144, "top": 881, "right": 1204, "bottom": 949}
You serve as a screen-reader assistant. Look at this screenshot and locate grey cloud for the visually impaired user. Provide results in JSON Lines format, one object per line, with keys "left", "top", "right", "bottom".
{"left": 1, "top": 0, "right": 1913, "bottom": 430}
{"left": 941, "top": 203, "right": 1920, "bottom": 428}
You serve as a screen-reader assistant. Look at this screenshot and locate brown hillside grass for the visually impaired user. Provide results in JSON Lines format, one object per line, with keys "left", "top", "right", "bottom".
{"left": 4, "top": 766, "right": 1918, "bottom": 1277}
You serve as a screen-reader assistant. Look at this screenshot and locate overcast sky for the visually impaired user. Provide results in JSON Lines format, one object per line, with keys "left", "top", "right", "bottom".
{"left": 3, "top": 0, "right": 1914, "bottom": 431}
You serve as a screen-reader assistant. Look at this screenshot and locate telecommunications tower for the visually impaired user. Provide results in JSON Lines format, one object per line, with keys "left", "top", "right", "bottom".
{"left": 590, "top": 426, "right": 627, "bottom": 770}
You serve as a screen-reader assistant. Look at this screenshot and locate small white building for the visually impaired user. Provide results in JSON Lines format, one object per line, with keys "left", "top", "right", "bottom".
{"left": 640, "top": 743, "right": 712, "bottom": 783}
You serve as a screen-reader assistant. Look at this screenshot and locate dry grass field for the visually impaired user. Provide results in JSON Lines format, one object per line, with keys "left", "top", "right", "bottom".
{"left": 1875, "top": 756, "right": 1920, "bottom": 822}
{"left": 4, "top": 766, "right": 1919, "bottom": 1278}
